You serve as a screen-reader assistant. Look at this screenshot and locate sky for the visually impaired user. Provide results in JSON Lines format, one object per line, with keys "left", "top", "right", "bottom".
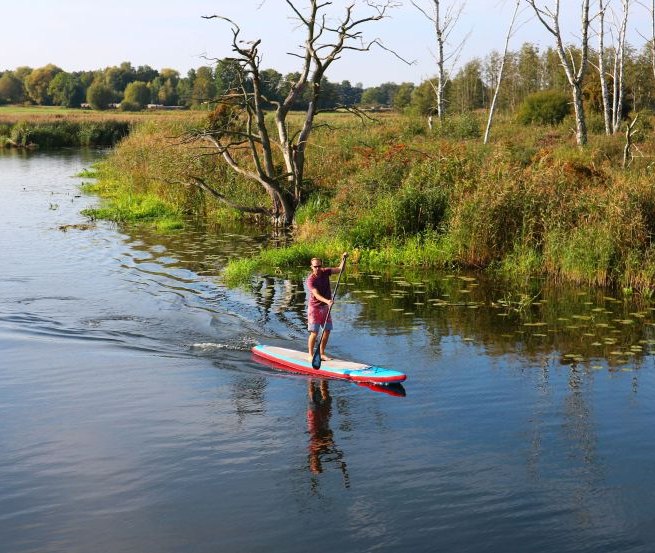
{"left": 1, "top": 1, "right": 652, "bottom": 87}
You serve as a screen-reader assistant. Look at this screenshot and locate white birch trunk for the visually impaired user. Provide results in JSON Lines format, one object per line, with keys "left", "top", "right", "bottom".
{"left": 611, "top": 0, "right": 630, "bottom": 134}
{"left": 484, "top": 0, "right": 520, "bottom": 144}
{"left": 526, "top": 0, "right": 590, "bottom": 146}
{"left": 598, "top": 0, "right": 612, "bottom": 135}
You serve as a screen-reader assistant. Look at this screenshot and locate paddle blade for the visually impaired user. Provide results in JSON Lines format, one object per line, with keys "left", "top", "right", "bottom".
{"left": 311, "top": 349, "right": 322, "bottom": 369}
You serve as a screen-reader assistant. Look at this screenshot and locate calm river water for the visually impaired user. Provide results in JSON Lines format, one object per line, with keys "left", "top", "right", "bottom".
{"left": 2, "top": 150, "right": 655, "bottom": 553}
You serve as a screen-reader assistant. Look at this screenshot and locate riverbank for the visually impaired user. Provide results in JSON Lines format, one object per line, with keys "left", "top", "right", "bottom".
{"left": 83, "top": 110, "right": 655, "bottom": 292}
{"left": 0, "top": 105, "right": 203, "bottom": 148}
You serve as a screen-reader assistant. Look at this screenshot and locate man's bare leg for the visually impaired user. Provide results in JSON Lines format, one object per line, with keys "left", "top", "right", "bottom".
{"left": 308, "top": 331, "right": 318, "bottom": 362}
{"left": 320, "top": 330, "right": 331, "bottom": 360}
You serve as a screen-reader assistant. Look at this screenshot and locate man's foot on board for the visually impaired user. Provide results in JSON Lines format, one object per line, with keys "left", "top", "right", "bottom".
{"left": 321, "top": 355, "right": 332, "bottom": 361}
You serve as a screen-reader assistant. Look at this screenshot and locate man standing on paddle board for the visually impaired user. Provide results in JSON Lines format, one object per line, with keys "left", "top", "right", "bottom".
{"left": 307, "top": 253, "right": 348, "bottom": 362}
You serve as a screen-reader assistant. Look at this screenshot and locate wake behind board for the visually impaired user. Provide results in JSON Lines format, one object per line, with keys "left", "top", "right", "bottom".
{"left": 252, "top": 345, "right": 406, "bottom": 385}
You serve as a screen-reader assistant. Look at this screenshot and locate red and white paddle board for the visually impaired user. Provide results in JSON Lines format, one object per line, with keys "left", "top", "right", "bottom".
{"left": 252, "top": 345, "right": 407, "bottom": 384}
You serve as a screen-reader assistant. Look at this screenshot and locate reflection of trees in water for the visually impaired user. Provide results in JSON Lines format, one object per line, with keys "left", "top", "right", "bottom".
{"left": 339, "top": 272, "right": 653, "bottom": 382}
{"left": 524, "top": 356, "right": 627, "bottom": 529}
{"left": 231, "top": 376, "right": 268, "bottom": 423}
{"left": 251, "top": 275, "right": 308, "bottom": 334}
{"left": 117, "top": 224, "right": 264, "bottom": 278}
{"left": 306, "top": 380, "right": 350, "bottom": 492}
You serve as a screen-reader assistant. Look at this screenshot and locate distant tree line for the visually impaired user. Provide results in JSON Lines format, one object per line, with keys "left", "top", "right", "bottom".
{"left": 0, "top": 60, "right": 364, "bottom": 111}
{"left": 2, "top": 40, "right": 655, "bottom": 115}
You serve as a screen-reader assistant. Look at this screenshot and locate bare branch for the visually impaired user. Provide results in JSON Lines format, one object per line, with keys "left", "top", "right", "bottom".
{"left": 172, "top": 176, "right": 271, "bottom": 215}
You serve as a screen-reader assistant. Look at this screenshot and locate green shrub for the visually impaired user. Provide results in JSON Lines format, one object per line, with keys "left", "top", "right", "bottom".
{"left": 86, "top": 83, "right": 114, "bottom": 110}
{"left": 391, "top": 186, "right": 449, "bottom": 235}
{"left": 585, "top": 111, "right": 607, "bottom": 135}
{"left": 119, "top": 101, "right": 142, "bottom": 112}
{"left": 123, "top": 81, "right": 150, "bottom": 108}
{"left": 7, "top": 120, "right": 129, "bottom": 147}
{"left": 400, "top": 117, "right": 427, "bottom": 138}
{"left": 518, "top": 90, "right": 571, "bottom": 126}
{"left": 78, "top": 121, "right": 129, "bottom": 146}
{"left": 294, "top": 194, "right": 331, "bottom": 226}
{"left": 433, "top": 112, "right": 481, "bottom": 139}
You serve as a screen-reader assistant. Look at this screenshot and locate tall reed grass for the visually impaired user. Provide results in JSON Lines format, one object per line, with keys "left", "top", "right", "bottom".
{"left": 90, "top": 110, "right": 655, "bottom": 290}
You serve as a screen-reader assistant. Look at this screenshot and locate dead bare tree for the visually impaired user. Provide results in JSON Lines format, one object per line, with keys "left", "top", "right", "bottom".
{"left": 412, "top": 0, "right": 468, "bottom": 124}
{"left": 595, "top": 0, "right": 631, "bottom": 135}
{"left": 184, "top": 1, "right": 399, "bottom": 227}
{"left": 483, "top": 0, "right": 521, "bottom": 144}
{"left": 623, "top": 114, "right": 640, "bottom": 167}
{"left": 525, "top": 0, "right": 591, "bottom": 146}
{"left": 611, "top": 0, "right": 630, "bottom": 133}
{"left": 597, "top": 0, "right": 613, "bottom": 134}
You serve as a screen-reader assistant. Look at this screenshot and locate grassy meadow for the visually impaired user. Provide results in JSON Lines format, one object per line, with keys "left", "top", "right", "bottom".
{"left": 0, "top": 105, "right": 204, "bottom": 148}
{"left": 57, "top": 106, "right": 655, "bottom": 292}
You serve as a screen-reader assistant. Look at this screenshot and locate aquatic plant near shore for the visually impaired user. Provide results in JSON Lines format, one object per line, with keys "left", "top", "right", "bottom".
{"left": 81, "top": 192, "right": 183, "bottom": 228}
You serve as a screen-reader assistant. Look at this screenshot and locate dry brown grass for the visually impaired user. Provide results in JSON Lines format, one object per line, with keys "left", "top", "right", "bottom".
{"left": 0, "top": 105, "right": 204, "bottom": 126}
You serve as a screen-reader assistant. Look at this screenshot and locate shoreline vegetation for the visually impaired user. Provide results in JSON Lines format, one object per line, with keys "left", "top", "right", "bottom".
{"left": 66, "top": 109, "right": 655, "bottom": 294}
{"left": 0, "top": 106, "right": 199, "bottom": 148}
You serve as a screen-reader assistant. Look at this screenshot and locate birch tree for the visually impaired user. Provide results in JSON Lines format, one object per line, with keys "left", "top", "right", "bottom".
{"left": 597, "top": 0, "right": 630, "bottom": 134}
{"left": 611, "top": 0, "right": 630, "bottom": 133}
{"left": 412, "top": 0, "right": 468, "bottom": 123}
{"left": 185, "top": 1, "right": 398, "bottom": 227}
{"left": 597, "top": 0, "right": 613, "bottom": 134}
{"left": 484, "top": 0, "right": 521, "bottom": 144}
{"left": 525, "top": 0, "right": 591, "bottom": 146}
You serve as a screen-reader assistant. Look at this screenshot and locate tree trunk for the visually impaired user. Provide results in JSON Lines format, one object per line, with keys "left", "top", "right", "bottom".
{"left": 612, "top": 0, "right": 630, "bottom": 134}
{"left": 527, "top": 0, "right": 590, "bottom": 146}
{"left": 572, "top": 82, "right": 588, "bottom": 147}
{"left": 413, "top": 1, "right": 467, "bottom": 122}
{"left": 598, "top": 0, "right": 612, "bottom": 135}
{"left": 484, "top": 0, "right": 520, "bottom": 144}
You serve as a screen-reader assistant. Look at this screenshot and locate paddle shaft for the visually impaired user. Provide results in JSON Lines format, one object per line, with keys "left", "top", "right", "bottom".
{"left": 312, "top": 256, "right": 347, "bottom": 369}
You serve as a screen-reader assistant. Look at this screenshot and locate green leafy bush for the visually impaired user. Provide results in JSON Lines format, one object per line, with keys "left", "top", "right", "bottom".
{"left": 78, "top": 121, "right": 129, "bottom": 146}
{"left": 86, "top": 83, "right": 114, "bottom": 110}
{"left": 518, "top": 90, "right": 570, "bottom": 126}
{"left": 6, "top": 120, "right": 130, "bottom": 147}
{"left": 119, "top": 101, "right": 142, "bottom": 112}
{"left": 433, "top": 112, "right": 481, "bottom": 139}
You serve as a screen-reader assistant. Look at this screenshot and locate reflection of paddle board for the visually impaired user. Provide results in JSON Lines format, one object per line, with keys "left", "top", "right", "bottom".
{"left": 252, "top": 345, "right": 407, "bottom": 384}
{"left": 356, "top": 381, "right": 406, "bottom": 397}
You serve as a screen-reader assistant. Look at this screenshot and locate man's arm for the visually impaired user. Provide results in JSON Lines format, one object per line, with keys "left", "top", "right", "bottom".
{"left": 311, "top": 287, "right": 333, "bottom": 306}
{"left": 329, "top": 252, "right": 348, "bottom": 275}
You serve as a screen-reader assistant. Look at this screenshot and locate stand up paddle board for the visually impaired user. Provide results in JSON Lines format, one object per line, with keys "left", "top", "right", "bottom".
{"left": 252, "top": 345, "right": 407, "bottom": 384}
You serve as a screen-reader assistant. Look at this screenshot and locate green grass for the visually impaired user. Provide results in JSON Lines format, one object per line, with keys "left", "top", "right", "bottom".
{"left": 76, "top": 168, "right": 99, "bottom": 178}
{"left": 223, "top": 240, "right": 347, "bottom": 286}
{"left": 0, "top": 104, "right": 195, "bottom": 120}
{"left": 81, "top": 193, "right": 184, "bottom": 228}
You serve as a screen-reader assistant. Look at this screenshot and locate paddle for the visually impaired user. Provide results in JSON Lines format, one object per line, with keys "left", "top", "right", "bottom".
{"left": 312, "top": 253, "right": 348, "bottom": 369}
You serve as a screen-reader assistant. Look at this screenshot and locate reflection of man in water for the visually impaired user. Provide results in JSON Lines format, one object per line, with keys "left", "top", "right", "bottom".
{"left": 306, "top": 380, "right": 349, "bottom": 487}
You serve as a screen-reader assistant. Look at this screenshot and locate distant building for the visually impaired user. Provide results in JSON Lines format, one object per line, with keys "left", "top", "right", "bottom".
{"left": 146, "top": 104, "right": 187, "bottom": 111}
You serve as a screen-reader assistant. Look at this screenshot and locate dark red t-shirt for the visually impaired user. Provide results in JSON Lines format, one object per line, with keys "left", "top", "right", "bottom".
{"left": 307, "top": 269, "right": 332, "bottom": 310}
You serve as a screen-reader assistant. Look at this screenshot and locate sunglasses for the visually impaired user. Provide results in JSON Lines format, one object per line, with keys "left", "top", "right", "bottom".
{"left": 311, "top": 264, "right": 322, "bottom": 268}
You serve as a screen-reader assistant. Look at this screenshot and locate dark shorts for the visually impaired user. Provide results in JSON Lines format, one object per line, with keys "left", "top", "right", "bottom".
{"left": 308, "top": 321, "right": 333, "bottom": 333}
